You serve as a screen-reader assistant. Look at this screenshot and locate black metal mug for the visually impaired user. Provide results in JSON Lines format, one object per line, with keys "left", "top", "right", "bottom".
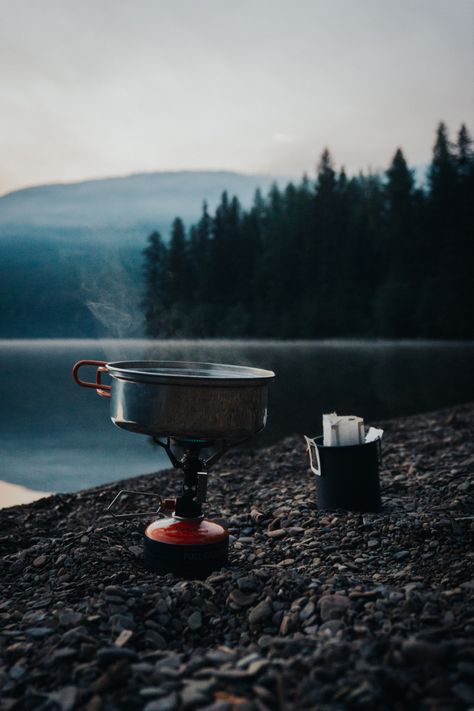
{"left": 305, "top": 435, "right": 382, "bottom": 512}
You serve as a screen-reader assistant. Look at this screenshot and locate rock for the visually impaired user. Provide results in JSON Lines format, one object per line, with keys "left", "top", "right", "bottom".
{"left": 299, "top": 600, "right": 315, "bottom": 621}
{"left": 91, "top": 661, "right": 130, "bottom": 693}
{"left": 97, "top": 646, "right": 138, "bottom": 663}
{"left": 32, "top": 554, "right": 47, "bottom": 569}
{"left": 187, "top": 611, "right": 202, "bottom": 630}
{"left": 266, "top": 529, "right": 286, "bottom": 539}
{"left": 236, "top": 575, "right": 258, "bottom": 592}
{"left": 279, "top": 614, "right": 295, "bottom": 636}
{"left": 143, "top": 693, "right": 179, "bottom": 711}
{"left": 200, "top": 704, "right": 232, "bottom": 711}
{"left": 114, "top": 629, "right": 133, "bottom": 647}
{"left": 25, "top": 627, "right": 55, "bottom": 638}
{"left": 180, "top": 680, "right": 214, "bottom": 708}
{"left": 319, "top": 594, "right": 351, "bottom": 621}
{"left": 247, "top": 659, "right": 268, "bottom": 676}
{"left": 257, "top": 634, "right": 273, "bottom": 649}
{"left": 49, "top": 686, "right": 78, "bottom": 711}
{"left": 389, "top": 591, "right": 404, "bottom": 603}
{"left": 1, "top": 404, "right": 473, "bottom": 711}
{"left": 5, "top": 641, "right": 33, "bottom": 657}
{"left": 84, "top": 695, "right": 102, "bottom": 711}
{"left": 140, "top": 688, "right": 169, "bottom": 699}
{"left": 319, "top": 620, "right": 345, "bottom": 635}
{"left": 58, "top": 610, "right": 83, "bottom": 627}
{"left": 145, "top": 630, "right": 167, "bottom": 648}
{"left": 452, "top": 683, "right": 474, "bottom": 704}
{"left": 228, "top": 589, "right": 256, "bottom": 607}
{"left": 250, "top": 508, "right": 265, "bottom": 524}
{"left": 401, "top": 639, "right": 444, "bottom": 664}
{"left": 236, "top": 653, "right": 260, "bottom": 668}
{"left": 155, "top": 654, "right": 182, "bottom": 672}
{"left": 248, "top": 600, "right": 272, "bottom": 625}
{"left": 51, "top": 647, "right": 77, "bottom": 662}
{"left": 9, "top": 665, "right": 26, "bottom": 680}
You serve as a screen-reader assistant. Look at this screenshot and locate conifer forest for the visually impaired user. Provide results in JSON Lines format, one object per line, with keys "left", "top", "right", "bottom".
{"left": 142, "top": 123, "right": 473, "bottom": 339}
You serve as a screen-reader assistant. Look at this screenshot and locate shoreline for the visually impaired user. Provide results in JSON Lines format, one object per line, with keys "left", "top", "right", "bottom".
{"left": 0, "top": 480, "right": 51, "bottom": 509}
{"left": 0, "top": 403, "right": 472, "bottom": 709}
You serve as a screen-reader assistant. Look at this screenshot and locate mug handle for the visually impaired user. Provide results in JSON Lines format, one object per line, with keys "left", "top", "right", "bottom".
{"left": 72, "top": 359, "right": 111, "bottom": 399}
{"left": 304, "top": 435, "right": 322, "bottom": 476}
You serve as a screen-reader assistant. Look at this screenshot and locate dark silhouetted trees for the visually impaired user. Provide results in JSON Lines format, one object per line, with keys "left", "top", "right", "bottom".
{"left": 143, "top": 122, "right": 474, "bottom": 339}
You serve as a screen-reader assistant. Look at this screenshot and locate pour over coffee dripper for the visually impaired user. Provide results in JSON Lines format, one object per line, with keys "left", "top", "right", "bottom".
{"left": 73, "top": 359, "right": 275, "bottom": 577}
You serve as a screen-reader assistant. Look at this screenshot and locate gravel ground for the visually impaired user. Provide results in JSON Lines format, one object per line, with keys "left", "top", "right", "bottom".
{"left": 0, "top": 404, "right": 473, "bottom": 711}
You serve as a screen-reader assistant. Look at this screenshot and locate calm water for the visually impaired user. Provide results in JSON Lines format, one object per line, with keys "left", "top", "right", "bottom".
{"left": 1, "top": 339, "right": 473, "bottom": 494}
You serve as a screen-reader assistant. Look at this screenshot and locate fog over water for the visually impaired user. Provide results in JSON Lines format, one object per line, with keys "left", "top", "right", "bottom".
{"left": 1, "top": 339, "right": 473, "bottom": 496}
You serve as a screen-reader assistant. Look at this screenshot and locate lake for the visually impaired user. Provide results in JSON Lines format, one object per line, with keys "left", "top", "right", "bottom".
{"left": 1, "top": 339, "right": 473, "bottom": 495}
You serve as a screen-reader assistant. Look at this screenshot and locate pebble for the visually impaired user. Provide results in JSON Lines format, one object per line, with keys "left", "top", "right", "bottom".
{"left": 114, "top": 629, "right": 133, "bottom": 647}
{"left": 49, "top": 685, "right": 78, "bottom": 711}
{"left": 9, "top": 665, "right": 26, "bottom": 680}
{"left": 319, "top": 594, "right": 351, "bottom": 621}
{"left": 0, "top": 404, "right": 472, "bottom": 710}
{"left": 25, "top": 627, "right": 55, "bottom": 638}
{"left": 143, "top": 694, "right": 179, "bottom": 711}
{"left": 401, "top": 639, "right": 444, "bottom": 664}
{"left": 228, "top": 589, "right": 256, "bottom": 607}
{"left": 187, "top": 611, "right": 202, "bottom": 630}
{"left": 319, "top": 620, "right": 345, "bottom": 635}
{"left": 181, "top": 680, "right": 214, "bottom": 708}
{"left": 32, "top": 554, "right": 47, "bottom": 569}
{"left": 140, "top": 687, "right": 169, "bottom": 699}
{"left": 257, "top": 634, "right": 273, "bottom": 649}
{"left": 452, "top": 683, "right": 474, "bottom": 704}
{"left": 236, "top": 575, "right": 257, "bottom": 591}
{"left": 299, "top": 600, "right": 315, "bottom": 621}
{"left": 266, "top": 529, "right": 286, "bottom": 539}
{"left": 97, "top": 647, "right": 138, "bottom": 663}
{"left": 58, "top": 610, "right": 83, "bottom": 627}
{"left": 248, "top": 600, "right": 273, "bottom": 625}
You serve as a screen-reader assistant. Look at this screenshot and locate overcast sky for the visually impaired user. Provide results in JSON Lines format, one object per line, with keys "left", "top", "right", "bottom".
{"left": 0, "top": 0, "right": 472, "bottom": 195}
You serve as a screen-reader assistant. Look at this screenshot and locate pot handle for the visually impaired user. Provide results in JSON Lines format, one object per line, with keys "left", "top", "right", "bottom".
{"left": 72, "top": 359, "right": 112, "bottom": 399}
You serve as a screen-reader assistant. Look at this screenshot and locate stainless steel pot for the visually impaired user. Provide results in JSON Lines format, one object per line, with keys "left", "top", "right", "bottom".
{"left": 72, "top": 360, "right": 275, "bottom": 441}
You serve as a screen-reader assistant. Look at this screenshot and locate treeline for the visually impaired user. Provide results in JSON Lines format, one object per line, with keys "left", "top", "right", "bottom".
{"left": 142, "top": 122, "right": 473, "bottom": 339}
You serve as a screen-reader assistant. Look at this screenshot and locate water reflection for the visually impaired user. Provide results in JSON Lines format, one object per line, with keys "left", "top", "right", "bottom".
{"left": 0, "top": 339, "right": 473, "bottom": 493}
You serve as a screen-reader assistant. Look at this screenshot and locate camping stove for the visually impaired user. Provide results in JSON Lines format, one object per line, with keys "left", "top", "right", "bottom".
{"left": 73, "top": 359, "right": 275, "bottom": 577}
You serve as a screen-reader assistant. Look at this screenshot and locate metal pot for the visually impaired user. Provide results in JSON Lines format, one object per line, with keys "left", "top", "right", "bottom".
{"left": 72, "top": 360, "right": 275, "bottom": 441}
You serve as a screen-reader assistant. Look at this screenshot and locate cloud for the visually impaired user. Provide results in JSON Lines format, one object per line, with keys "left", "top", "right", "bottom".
{"left": 273, "top": 132, "right": 297, "bottom": 144}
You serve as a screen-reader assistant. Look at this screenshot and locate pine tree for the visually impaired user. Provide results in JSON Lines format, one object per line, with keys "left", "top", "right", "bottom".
{"left": 456, "top": 124, "right": 473, "bottom": 178}
{"left": 312, "top": 148, "right": 339, "bottom": 335}
{"left": 421, "top": 123, "right": 458, "bottom": 336}
{"left": 141, "top": 122, "right": 471, "bottom": 340}
{"left": 168, "top": 218, "right": 187, "bottom": 303}
{"left": 428, "top": 122, "right": 457, "bottom": 209}
{"left": 142, "top": 231, "right": 168, "bottom": 337}
{"left": 376, "top": 148, "right": 419, "bottom": 336}
{"left": 166, "top": 218, "right": 189, "bottom": 334}
{"left": 452, "top": 124, "right": 474, "bottom": 337}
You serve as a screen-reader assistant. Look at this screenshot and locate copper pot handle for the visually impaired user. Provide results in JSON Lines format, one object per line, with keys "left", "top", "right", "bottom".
{"left": 72, "top": 359, "right": 112, "bottom": 399}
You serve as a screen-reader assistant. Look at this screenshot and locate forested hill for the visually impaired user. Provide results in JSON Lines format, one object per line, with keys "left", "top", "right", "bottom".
{"left": 143, "top": 123, "right": 474, "bottom": 340}
{"left": 0, "top": 171, "right": 281, "bottom": 243}
{"left": 0, "top": 171, "right": 283, "bottom": 337}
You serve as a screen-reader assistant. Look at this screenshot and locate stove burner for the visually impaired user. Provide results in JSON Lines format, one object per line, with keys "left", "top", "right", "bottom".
{"left": 143, "top": 438, "right": 233, "bottom": 576}
{"left": 73, "top": 358, "right": 275, "bottom": 578}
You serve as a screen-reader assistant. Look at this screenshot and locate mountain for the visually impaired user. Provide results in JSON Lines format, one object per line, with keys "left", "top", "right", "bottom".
{"left": 0, "top": 171, "right": 286, "bottom": 337}
{"left": 0, "top": 171, "right": 282, "bottom": 243}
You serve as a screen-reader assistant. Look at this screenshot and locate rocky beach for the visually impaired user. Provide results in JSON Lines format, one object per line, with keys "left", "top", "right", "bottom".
{"left": 0, "top": 404, "right": 473, "bottom": 710}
